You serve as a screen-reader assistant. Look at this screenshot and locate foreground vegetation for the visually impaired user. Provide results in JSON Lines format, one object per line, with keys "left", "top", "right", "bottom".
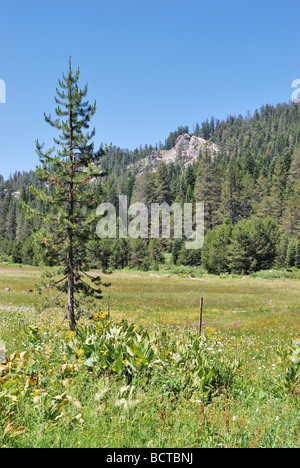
{"left": 0, "top": 265, "right": 300, "bottom": 448}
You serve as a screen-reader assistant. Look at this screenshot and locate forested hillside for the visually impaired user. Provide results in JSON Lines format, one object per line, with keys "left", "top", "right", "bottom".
{"left": 1, "top": 101, "right": 300, "bottom": 273}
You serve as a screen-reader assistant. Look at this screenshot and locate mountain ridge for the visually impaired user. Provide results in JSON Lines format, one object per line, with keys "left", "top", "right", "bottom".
{"left": 135, "top": 133, "right": 219, "bottom": 175}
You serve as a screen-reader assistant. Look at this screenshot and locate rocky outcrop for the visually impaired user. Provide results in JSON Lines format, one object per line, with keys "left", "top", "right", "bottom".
{"left": 137, "top": 133, "right": 219, "bottom": 174}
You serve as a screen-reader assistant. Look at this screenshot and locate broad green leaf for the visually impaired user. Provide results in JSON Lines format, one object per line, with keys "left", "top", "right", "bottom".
{"left": 0, "top": 339, "right": 6, "bottom": 363}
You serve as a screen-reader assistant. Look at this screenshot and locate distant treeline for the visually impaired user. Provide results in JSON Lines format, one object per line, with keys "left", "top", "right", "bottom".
{"left": 0, "top": 101, "right": 299, "bottom": 273}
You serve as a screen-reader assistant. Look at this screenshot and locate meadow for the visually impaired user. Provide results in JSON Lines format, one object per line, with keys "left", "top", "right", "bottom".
{"left": 0, "top": 264, "right": 299, "bottom": 448}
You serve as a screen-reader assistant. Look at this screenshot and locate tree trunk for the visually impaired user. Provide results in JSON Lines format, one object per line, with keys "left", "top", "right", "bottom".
{"left": 67, "top": 86, "right": 76, "bottom": 331}
{"left": 67, "top": 235, "right": 76, "bottom": 331}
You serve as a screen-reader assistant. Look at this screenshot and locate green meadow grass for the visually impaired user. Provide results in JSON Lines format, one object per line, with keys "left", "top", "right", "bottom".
{"left": 0, "top": 264, "right": 300, "bottom": 448}
{"left": 99, "top": 270, "right": 300, "bottom": 335}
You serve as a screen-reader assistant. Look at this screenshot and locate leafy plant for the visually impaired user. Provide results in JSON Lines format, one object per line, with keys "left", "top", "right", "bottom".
{"left": 277, "top": 338, "right": 300, "bottom": 396}
{"left": 65, "top": 317, "right": 160, "bottom": 382}
{"left": 172, "top": 334, "right": 241, "bottom": 399}
{"left": 0, "top": 339, "right": 6, "bottom": 364}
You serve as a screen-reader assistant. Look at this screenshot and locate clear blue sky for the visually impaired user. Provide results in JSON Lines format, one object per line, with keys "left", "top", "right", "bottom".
{"left": 0, "top": 0, "right": 299, "bottom": 179}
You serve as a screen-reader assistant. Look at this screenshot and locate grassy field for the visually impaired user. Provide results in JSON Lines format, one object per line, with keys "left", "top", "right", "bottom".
{"left": 0, "top": 264, "right": 300, "bottom": 448}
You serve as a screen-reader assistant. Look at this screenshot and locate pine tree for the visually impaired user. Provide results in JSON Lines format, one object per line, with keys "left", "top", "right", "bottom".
{"left": 6, "top": 199, "right": 17, "bottom": 241}
{"left": 281, "top": 187, "right": 300, "bottom": 237}
{"left": 253, "top": 170, "right": 270, "bottom": 216}
{"left": 25, "top": 59, "right": 108, "bottom": 330}
{"left": 286, "top": 233, "right": 300, "bottom": 268}
{"left": 131, "top": 166, "right": 155, "bottom": 208}
{"left": 154, "top": 162, "right": 170, "bottom": 204}
{"left": 194, "top": 147, "right": 221, "bottom": 231}
{"left": 184, "top": 165, "right": 196, "bottom": 203}
{"left": 201, "top": 224, "right": 232, "bottom": 274}
{"left": 289, "top": 149, "right": 300, "bottom": 185}
{"left": 229, "top": 217, "right": 278, "bottom": 273}
{"left": 268, "top": 157, "right": 288, "bottom": 222}
{"left": 219, "top": 161, "right": 244, "bottom": 226}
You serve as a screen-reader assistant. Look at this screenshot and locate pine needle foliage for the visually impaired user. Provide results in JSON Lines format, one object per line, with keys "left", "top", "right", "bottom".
{"left": 24, "top": 59, "right": 108, "bottom": 330}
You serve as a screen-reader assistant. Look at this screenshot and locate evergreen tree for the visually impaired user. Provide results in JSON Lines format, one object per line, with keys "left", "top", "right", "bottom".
{"left": 25, "top": 59, "right": 108, "bottom": 330}
{"left": 129, "top": 239, "right": 150, "bottom": 270}
{"left": 171, "top": 238, "right": 183, "bottom": 265}
{"left": 5, "top": 201, "right": 17, "bottom": 241}
{"left": 201, "top": 224, "right": 232, "bottom": 274}
{"left": 219, "top": 161, "right": 244, "bottom": 226}
{"left": 289, "top": 149, "right": 300, "bottom": 185}
{"left": 253, "top": 170, "right": 270, "bottom": 216}
{"left": 195, "top": 147, "right": 221, "bottom": 231}
{"left": 149, "top": 239, "right": 165, "bottom": 268}
{"left": 229, "top": 217, "right": 278, "bottom": 273}
{"left": 268, "top": 157, "right": 288, "bottom": 222}
{"left": 153, "top": 162, "right": 170, "bottom": 204}
{"left": 131, "top": 166, "right": 155, "bottom": 207}
{"left": 281, "top": 187, "right": 300, "bottom": 237}
{"left": 286, "top": 233, "right": 300, "bottom": 268}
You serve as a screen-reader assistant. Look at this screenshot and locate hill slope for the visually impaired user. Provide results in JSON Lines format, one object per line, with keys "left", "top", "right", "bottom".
{"left": 135, "top": 133, "right": 219, "bottom": 174}
{"left": 0, "top": 101, "right": 299, "bottom": 273}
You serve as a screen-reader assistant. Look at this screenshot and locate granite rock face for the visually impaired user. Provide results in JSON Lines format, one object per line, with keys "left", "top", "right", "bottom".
{"left": 137, "top": 133, "right": 219, "bottom": 174}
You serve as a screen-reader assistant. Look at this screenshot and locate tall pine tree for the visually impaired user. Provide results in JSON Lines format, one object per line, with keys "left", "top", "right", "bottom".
{"left": 25, "top": 59, "right": 108, "bottom": 330}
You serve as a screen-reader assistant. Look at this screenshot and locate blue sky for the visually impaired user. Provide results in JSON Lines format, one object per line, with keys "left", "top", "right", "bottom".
{"left": 0, "top": 0, "right": 299, "bottom": 179}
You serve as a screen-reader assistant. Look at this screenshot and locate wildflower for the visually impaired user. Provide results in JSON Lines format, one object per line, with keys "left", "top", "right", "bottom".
{"left": 67, "top": 330, "right": 76, "bottom": 339}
